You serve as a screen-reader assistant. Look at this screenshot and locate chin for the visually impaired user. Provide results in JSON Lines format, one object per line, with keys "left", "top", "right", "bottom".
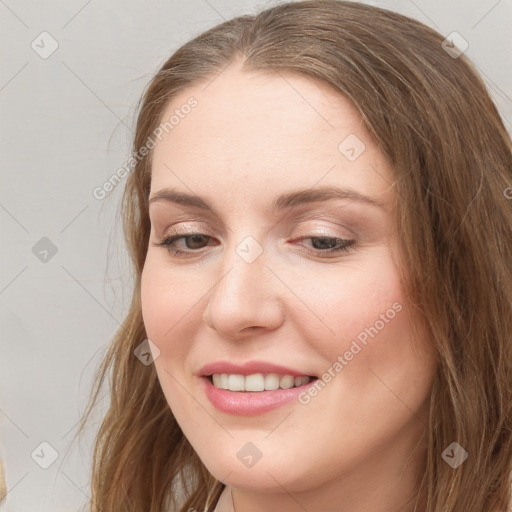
{"left": 199, "top": 448, "right": 311, "bottom": 492}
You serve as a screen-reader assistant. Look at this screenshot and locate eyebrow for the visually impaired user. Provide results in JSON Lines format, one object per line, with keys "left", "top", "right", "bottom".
{"left": 148, "top": 186, "right": 386, "bottom": 214}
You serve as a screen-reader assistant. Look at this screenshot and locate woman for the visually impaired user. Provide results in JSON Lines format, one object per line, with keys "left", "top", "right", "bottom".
{"left": 76, "top": 1, "right": 512, "bottom": 511}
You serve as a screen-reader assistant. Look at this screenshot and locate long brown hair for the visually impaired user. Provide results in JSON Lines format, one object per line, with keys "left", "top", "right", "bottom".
{"left": 75, "top": 1, "right": 512, "bottom": 510}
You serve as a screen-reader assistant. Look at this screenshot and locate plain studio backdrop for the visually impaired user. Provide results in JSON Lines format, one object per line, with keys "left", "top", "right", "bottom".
{"left": 0, "top": 0, "right": 511, "bottom": 510}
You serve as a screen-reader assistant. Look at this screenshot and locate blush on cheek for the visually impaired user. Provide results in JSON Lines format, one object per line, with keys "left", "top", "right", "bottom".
{"left": 141, "top": 281, "right": 170, "bottom": 352}
{"left": 141, "top": 285, "right": 199, "bottom": 363}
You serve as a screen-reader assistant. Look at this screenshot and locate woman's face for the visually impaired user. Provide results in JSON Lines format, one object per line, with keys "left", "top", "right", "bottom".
{"left": 141, "top": 63, "right": 437, "bottom": 509}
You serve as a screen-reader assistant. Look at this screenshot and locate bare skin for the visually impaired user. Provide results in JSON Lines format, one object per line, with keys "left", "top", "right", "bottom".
{"left": 141, "top": 61, "right": 436, "bottom": 512}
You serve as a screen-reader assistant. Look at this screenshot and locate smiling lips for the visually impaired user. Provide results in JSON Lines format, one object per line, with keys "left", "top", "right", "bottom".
{"left": 198, "top": 360, "right": 318, "bottom": 415}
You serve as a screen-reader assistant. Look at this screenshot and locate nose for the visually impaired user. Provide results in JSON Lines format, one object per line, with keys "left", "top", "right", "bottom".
{"left": 202, "top": 240, "right": 285, "bottom": 340}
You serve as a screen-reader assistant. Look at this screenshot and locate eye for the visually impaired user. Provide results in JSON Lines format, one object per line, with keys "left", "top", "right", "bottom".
{"left": 292, "top": 236, "right": 356, "bottom": 256}
{"left": 156, "top": 233, "right": 215, "bottom": 256}
{"left": 155, "top": 233, "right": 356, "bottom": 258}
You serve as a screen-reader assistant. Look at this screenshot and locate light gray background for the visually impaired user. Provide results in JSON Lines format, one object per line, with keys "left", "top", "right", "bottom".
{"left": 0, "top": 0, "right": 511, "bottom": 510}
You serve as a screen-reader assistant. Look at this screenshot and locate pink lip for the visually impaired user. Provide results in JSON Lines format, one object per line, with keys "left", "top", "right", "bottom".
{"left": 198, "top": 360, "right": 315, "bottom": 377}
{"left": 200, "top": 375, "right": 318, "bottom": 416}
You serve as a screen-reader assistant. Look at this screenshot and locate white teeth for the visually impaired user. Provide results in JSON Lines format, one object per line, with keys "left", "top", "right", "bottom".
{"left": 228, "top": 374, "right": 245, "bottom": 391}
{"left": 245, "top": 373, "right": 264, "bottom": 391}
{"left": 210, "top": 373, "right": 313, "bottom": 392}
{"left": 264, "top": 373, "right": 280, "bottom": 390}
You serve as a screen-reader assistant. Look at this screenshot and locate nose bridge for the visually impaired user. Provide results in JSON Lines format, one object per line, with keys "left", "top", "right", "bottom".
{"left": 203, "top": 233, "right": 284, "bottom": 336}
{"left": 223, "top": 234, "right": 266, "bottom": 296}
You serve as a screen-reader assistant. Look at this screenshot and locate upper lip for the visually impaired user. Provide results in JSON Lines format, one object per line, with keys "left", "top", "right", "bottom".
{"left": 198, "top": 360, "right": 316, "bottom": 377}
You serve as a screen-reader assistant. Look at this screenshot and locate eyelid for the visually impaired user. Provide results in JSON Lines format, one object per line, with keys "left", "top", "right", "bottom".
{"left": 291, "top": 213, "right": 359, "bottom": 237}
{"left": 158, "top": 223, "right": 354, "bottom": 244}
{"left": 159, "top": 222, "right": 214, "bottom": 237}
{"left": 284, "top": 217, "right": 357, "bottom": 241}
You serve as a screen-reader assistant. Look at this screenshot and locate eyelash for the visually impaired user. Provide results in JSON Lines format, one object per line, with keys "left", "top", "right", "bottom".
{"left": 156, "top": 233, "right": 356, "bottom": 258}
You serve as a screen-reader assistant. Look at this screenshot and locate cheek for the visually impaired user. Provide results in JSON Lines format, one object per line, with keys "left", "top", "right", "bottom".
{"left": 141, "top": 265, "right": 169, "bottom": 342}
{"left": 140, "top": 262, "right": 204, "bottom": 417}
{"left": 315, "top": 263, "right": 435, "bottom": 428}
{"left": 299, "top": 251, "right": 433, "bottom": 393}
{"left": 140, "top": 262, "right": 199, "bottom": 359}
{"left": 294, "top": 251, "right": 406, "bottom": 356}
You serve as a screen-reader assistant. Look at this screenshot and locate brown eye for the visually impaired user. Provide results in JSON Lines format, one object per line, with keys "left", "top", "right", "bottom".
{"left": 292, "top": 236, "right": 356, "bottom": 256}
{"left": 157, "top": 233, "right": 215, "bottom": 256}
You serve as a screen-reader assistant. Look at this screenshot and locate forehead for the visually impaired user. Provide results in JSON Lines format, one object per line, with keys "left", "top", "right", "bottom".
{"left": 149, "top": 62, "right": 393, "bottom": 205}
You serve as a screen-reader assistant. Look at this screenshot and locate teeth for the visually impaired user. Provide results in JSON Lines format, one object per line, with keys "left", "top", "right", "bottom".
{"left": 265, "top": 373, "right": 280, "bottom": 391}
{"left": 228, "top": 374, "right": 245, "bottom": 391}
{"left": 245, "top": 373, "right": 264, "bottom": 391}
{"left": 210, "top": 373, "right": 313, "bottom": 392}
{"left": 279, "top": 375, "right": 294, "bottom": 389}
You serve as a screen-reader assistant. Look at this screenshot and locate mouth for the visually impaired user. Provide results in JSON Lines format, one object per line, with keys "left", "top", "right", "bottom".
{"left": 198, "top": 360, "right": 320, "bottom": 415}
{"left": 200, "top": 373, "right": 320, "bottom": 416}
{"left": 207, "top": 373, "right": 318, "bottom": 392}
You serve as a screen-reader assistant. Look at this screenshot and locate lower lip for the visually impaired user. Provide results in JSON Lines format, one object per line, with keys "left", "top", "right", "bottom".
{"left": 201, "top": 376, "right": 318, "bottom": 416}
